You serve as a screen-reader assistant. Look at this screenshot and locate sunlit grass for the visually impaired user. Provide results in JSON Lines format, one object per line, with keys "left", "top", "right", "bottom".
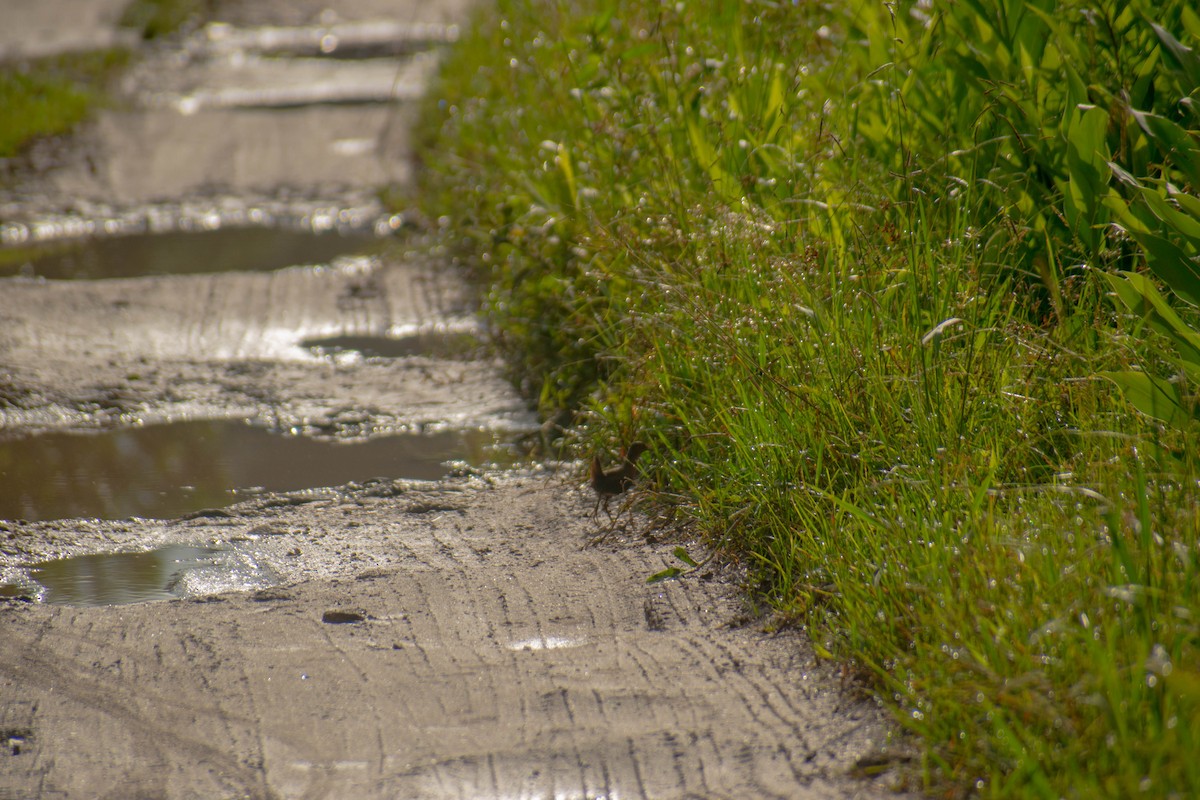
{"left": 417, "top": 0, "right": 1200, "bottom": 795}
{"left": 0, "top": 0, "right": 207, "bottom": 161}
{"left": 0, "top": 49, "right": 129, "bottom": 160}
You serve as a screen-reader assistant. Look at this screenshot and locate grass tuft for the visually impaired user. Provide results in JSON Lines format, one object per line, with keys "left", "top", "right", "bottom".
{"left": 0, "top": 0, "right": 213, "bottom": 163}
{"left": 0, "top": 49, "right": 129, "bottom": 160}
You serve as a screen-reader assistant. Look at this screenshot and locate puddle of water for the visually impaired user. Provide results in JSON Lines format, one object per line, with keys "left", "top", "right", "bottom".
{"left": 0, "top": 420, "right": 524, "bottom": 522}
{"left": 0, "top": 227, "right": 379, "bottom": 280}
{"left": 0, "top": 544, "right": 274, "bottom": 606}
{"left": 0, "top": 583, "right": 33, "bottom": 600}
{"left": 304, "top": 331, "right": 487, "bottom": 360}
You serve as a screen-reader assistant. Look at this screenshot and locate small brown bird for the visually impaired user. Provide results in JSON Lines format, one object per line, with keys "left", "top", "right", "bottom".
{"left": 589, "top": 441, "right": 648, "bottom": 518}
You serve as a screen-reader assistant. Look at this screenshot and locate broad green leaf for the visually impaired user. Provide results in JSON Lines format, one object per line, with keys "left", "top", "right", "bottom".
{"left": 1104, "top": 270, "right": 1200, "bottom": 365}
{"left": 1062, "top": 105, "right": 1112, "bottom": 249}
{"left": 686, "top": 116, "right": 739, "bottom": 204}
{"left": 1103, "top": 194, "right": 1148, "bottom": 237}
{"left": 1107, "top": 160, "right": 1142, "bottom": 189}
{"left": 1137, "top": 186, "right": 1200, "bottom": 245}
{"left": 1101, "top": 370, "right": 1192, "bottom": 429}
{"left": 1130, "top": 110, "right": 1200, "bottom": 186}
{"left": 1183, "top": 359, "right": 1200, "bottom": 386}
{"left": 1184, "top": 7, "right": 1200, "bottom": 43}
{"left": 1057, "top": 58, "right": 1088, "bottom": 107}
{"left": 1170, "top": 188, "right": 1200, "bottom": 223}
{"left": 1065, "top": 105, "right": 1109, "bottom": 169}
{"left": 1152, "top": 22, "right": 1200, "bottom": 91}
{"left": 1134, "top": 231, "right": 1200, "bottom": 307}
{"left": 1103, "top": 270, "right": 1149, "bottom": 314}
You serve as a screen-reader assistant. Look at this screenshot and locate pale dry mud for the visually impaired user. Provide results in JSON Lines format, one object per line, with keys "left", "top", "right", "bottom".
{"left": 0, "top": 0, "right": 912, "bottom": 797}
{"left": 0, "top": 474, "right": 904, "bottom": 800}
{"left": 0, "top": 0, "right": 136, "bottom": 60}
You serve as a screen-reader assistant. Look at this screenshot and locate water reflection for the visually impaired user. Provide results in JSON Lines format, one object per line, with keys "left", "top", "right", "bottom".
{"left": 27, "top": 545, "right": 224, "bottom": 605}
{"left": 304, "top": 331, "right": 487, "bottom": 360}
{"left": 0, "top": 583, "right": 32, "bottom": 599}
{"left": 0, "top": 421, "right": 522, "bottom": 521}
{"left": 0, "top": 227, "right": 379, "bottom": 280}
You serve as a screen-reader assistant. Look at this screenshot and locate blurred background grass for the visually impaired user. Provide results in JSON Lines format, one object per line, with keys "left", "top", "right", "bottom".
{"left": 0, "top": 0, "right": 209, "bottom": 161}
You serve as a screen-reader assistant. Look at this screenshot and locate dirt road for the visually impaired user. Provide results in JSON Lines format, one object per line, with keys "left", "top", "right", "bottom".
{"left": 0, "top": 1, "right": 908, "bottom": 797}
{"left": 1, "top": 475, "right": 902, "bottom": 799}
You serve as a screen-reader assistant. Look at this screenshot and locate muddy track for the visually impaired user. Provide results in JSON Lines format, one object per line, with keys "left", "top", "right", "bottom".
{"left": 1, "top": 476, "right": 899, "bottom": 799}
{"left": 0, "top": 1, "right": 909, "bottom": 797}
{"left": 0, "top": 250, "right": 524, "bottom": 437}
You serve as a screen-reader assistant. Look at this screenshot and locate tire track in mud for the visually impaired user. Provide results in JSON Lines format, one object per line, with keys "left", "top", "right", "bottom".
{"left": 2, "top": 475, "right": 906, "bottom": 799}
{"left": 0, "top": 262, "right": 527, "bottom": 435}
{"left": 3, "top": 262, "right": 404, "bottom": 365}
{"left": 0, "top": 614, "right": 268, "bottom": 798}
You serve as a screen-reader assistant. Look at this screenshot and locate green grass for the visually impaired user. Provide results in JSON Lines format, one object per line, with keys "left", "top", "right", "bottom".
{"left": 119, "top": 0, "right": 213, "bottom": 40}
{"left": 416, "top": 1, "right": 1200, "bottom": 796}
{"left": 0, "top": 0, "right": 209, "bottom": 162}
{"left": 0, "top": 49, "right": 129, "bottom": 160}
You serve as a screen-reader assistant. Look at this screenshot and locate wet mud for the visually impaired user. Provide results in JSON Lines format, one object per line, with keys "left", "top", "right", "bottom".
{"left": 0, "top": 226, "right": 378, "bottom": 280}
{"left": 3, "top": 544, "right": 242, "bottom": 606}
{"left": 0, "top": 420, "right": 525, "bottom": 522}
{"left": 0, "top": 0, "right": 910, "bottom": 797}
